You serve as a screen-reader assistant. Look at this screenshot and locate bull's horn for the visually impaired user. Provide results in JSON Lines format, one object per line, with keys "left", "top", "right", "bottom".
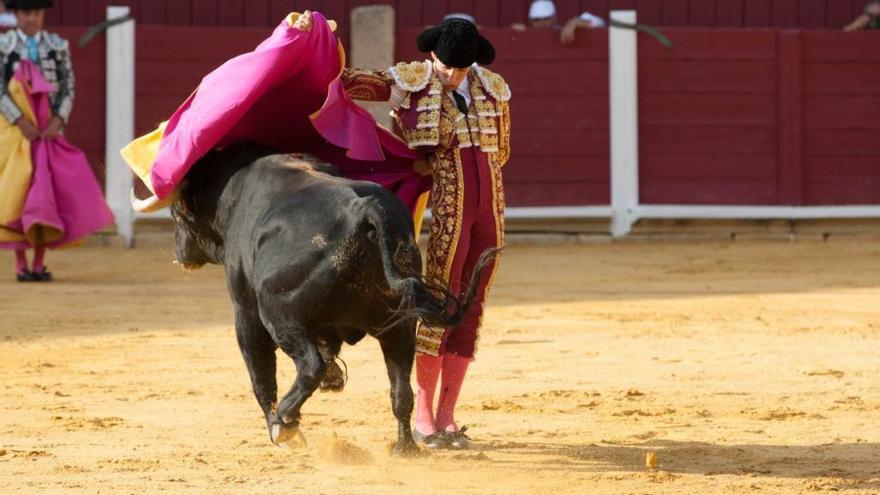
{"left": 129, "top": 187, "right": 180, "bottom": 213}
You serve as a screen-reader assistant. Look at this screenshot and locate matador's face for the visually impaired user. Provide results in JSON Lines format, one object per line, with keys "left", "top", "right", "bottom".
{"left": 431, "top": 53, "right": 470, "bottom": 90}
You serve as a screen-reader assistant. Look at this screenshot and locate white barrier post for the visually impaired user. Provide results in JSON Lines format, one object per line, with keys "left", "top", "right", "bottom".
{"left": 609, "top": 10, "right": 639, "bottom": 238}
{"left": 104, "top": 6, "right": 135, "bottom": 248}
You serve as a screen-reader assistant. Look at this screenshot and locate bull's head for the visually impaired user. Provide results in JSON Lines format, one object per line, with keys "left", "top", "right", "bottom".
{"left": 169, "top": 199, "right": 218, "bottom": 270}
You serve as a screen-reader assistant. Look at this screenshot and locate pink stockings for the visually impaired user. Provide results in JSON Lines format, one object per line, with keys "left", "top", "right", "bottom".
{"left": 414, "top": 354, "right": 441, "bottom": 434}
{"left": 414, "top": 353, "right": 472, "bottom": 435}
{"left": 14, "top": 246, "right": 46, "bottom": 274}
{"left": 15, "top": 250, "right": 27, "bottom": 274}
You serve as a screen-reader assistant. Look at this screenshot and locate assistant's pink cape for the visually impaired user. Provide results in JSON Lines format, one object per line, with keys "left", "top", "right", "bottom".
{"left": 0, "top": 60, "right": 114, "bottom": 250}
{"left": 130, "top": 12, "right": 430, "bottom": 213}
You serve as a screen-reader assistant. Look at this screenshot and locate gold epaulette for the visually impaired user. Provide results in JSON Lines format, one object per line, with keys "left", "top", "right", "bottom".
{"left": 388, "top": 60, "right": 433, "bottom": 93}
{"left": 474, "top": 66, "right": 511, "bottom": 102}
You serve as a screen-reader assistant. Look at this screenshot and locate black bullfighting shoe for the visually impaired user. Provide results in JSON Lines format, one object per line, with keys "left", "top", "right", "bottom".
{"left": 413, "top": 429, "right": 447, "bottom": 449}
{"left": 441, "top": 426, "right": 471, "bottom": 450}
{"left": 16, "top": 270, "right": 36, "bottom": 282}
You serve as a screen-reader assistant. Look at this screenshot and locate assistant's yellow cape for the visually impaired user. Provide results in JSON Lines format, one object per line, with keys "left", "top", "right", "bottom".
{"left": 0, "top": 77, "right": 36, "bottom": 242}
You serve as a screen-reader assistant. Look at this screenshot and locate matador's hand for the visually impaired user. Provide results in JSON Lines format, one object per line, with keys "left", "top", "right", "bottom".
{"left": 413, "top": 159, "right": 433, "bottom": 176}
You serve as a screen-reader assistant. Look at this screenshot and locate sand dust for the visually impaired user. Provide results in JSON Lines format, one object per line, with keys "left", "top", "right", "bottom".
{"left": 1, "top": 237, "right": 879, "bottom": 494}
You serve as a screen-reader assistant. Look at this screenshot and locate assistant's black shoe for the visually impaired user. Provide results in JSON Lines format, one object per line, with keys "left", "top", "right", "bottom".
{"left": 16, "top": 270, "right": 36, "bottom": 282}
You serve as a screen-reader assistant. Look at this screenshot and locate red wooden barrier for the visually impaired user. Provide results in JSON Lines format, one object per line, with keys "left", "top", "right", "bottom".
{"left": 637, "top": 30, "right": 780, "bottom": 205}
{"left": 44, "top": 0, "right": 872, "bottom": 30}
{"left": 802, "top": 31, "right": 880, "bottom": 205}
{"left": 49, "top": 23, "right": 880, "bottom": 207}
{"left": 638, "top": 29, "right": 880, "bottom": 206}
{"left": 53, "top": 27, "right": 106, "bottom": 183}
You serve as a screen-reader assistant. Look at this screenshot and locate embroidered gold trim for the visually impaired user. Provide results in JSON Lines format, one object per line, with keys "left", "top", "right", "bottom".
{"left": 474, "top": 66, "right": 512, "bottom": 102}
{"left": 425, "top": 149, "right": 464, "bottom": 288}
{"left": 415, "top": 321, "right": 444, "bottom": 356}
{"left": 496, "top": 101, "right": 511, "bottom": 166}
{"left": 416, "top": 111, "right": 440, "bottom": 129}
{"left": 479, "top": 116, "right": 498, "bottom": 129}
{"left": 341, "top": 68, "right": 393, "bottom": 102}
{"left": 388, "top": 60, "right": 433, "bottom": 93}
{"left": 416, "top": 94, "right": 442, "bottom": 111}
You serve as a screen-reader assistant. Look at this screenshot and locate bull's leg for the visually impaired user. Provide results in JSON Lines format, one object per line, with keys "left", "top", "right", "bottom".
{"left": 272, "top": 328, "right": 325, "bottom": 445}
{"left": 378, "top": 325, "right": 419, "bottom": 457}
{"left": 317, "top": 335, "right": 346, "bottom": 392}
{"left": 233, "top": 305, "right": 279, "bottom": 444}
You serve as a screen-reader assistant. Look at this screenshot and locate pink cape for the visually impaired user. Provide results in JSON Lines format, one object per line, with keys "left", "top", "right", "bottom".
{"left": 0, "top": 60, "right": 114, "bottom": 250}
{"left": 148, "top": 12, "right": 431, "bottom": 212}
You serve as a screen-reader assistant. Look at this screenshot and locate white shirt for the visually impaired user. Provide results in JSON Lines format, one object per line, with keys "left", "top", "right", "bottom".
{"left": 580, "top": 12, "right": 606, "bottom": 27}
{"left": 448, "top": 76, "right": 471, "bottom": 108}
{"left": 16, "top": 28, "right": 42, "bottom": 43}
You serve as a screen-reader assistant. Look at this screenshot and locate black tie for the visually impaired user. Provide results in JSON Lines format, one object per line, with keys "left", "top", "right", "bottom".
{"left": 452, "top": 91, "right": 468, "bottom": 115}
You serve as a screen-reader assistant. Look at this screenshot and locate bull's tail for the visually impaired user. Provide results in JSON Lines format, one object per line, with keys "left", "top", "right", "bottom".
{"left": 362, "top": 197, "right": 499, "bottom": 332}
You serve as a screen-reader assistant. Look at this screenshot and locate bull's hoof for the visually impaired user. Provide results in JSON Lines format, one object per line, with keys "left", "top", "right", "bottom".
{"left": 319, "top": 360, "right": 346, "bottom": 392}
{"left": 270, "top": 423, "right": 308, "bottom": 449}
{"left": 390, "top": 439, "right": 423, "bottom": 458}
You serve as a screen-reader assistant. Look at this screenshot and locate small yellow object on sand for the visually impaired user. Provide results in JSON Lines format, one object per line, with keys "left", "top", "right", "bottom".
{"left": 646, "top": 451, "right": 657, "bottom": 469}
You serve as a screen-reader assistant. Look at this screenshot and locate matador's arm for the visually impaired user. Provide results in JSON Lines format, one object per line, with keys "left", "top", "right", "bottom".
{"left": 341, "top": 67, "right": 394, "bottom": 102}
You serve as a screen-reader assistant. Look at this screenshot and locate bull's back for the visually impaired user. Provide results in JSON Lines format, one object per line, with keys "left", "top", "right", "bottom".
{"left": 218, "top": 153, "right": 383, "bottom": 294}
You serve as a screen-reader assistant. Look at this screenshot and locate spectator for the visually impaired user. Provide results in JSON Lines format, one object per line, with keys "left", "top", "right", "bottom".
{"left": 560, "top": 11, "right": 606, "bottom": 44}
{"left": 0, "top": 3, "right": 16, "bottom": 28}
{"left": 512, "top": 0, "right": 606, "bottom": 44}
{"left": 512, "top": 0, "right": 558, "bottom": 30}
{"left": 444, "top": 13, "right": 476, "bottom": 25}
{"left": 844, "top": 1, "right": 880, "bottom": 31}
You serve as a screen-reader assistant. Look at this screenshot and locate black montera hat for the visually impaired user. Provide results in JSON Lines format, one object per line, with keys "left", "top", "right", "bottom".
{"left": 4, "top": 0, "right": 54, "bottom": 10}
{"left": 417, "top": 18, "right": 495, "bottom": 69}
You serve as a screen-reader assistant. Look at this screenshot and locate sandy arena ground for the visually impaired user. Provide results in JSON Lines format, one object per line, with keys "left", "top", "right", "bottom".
{"left": 1, "top": 237, "right": 879, "bottom": 494}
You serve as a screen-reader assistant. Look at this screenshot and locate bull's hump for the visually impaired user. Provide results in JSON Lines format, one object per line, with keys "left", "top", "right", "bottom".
{"left": 279, "top": 152, "right": 325, "bottom": 168}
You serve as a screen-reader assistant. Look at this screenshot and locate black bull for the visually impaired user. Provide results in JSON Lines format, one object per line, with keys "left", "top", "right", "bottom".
{"left": 167, "top": 144, "right": 494, "bottom": 455}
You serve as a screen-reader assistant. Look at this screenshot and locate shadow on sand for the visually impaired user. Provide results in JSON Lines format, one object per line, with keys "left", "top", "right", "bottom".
{"left": 472, "top": 438, "right": 880, "bottom": 489}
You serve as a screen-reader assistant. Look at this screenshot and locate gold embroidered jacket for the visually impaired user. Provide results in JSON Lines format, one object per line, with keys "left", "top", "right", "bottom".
{"left": 341, "top": 60, "right": 511, "bottom": 166}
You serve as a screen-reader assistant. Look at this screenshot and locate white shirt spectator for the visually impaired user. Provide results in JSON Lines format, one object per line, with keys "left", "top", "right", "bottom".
{"left": 0, "top": 12, "right": 16, "bottom": 28}
{"left": 579, "top": 12, "right": 606, "bottom": 28}
{"left": 444, "top": 13, "right": 476, "bottom": 25}
{"left": 529, "top": 0, "right": 556, "bottom": 20}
